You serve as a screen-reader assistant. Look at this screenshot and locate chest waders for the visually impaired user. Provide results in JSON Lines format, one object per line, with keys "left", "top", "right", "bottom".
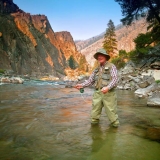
{"left": 91, "top": 62, "right": 119, "bottom": 127}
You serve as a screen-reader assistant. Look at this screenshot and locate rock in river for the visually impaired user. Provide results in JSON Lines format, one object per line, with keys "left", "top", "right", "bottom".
{"left": 147, "top": 92, "right": 160, "bottom": 107}
{"left": 134, "top": 83, "right": 158, "bottom": 97}
{"left": 0, "top": 76, "right": 24, "bottom": 84}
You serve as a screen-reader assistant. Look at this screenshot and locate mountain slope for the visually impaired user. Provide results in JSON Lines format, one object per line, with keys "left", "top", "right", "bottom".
{"left": 75, "top": 18, "right": 148, "bottom": 66}
{"left": 0, "top": 0, "right": 85, "bottom": 77}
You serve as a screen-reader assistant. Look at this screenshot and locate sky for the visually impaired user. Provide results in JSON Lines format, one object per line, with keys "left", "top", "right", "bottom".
{"left": 13, "top": 0, "right": 123, "bottom": 40}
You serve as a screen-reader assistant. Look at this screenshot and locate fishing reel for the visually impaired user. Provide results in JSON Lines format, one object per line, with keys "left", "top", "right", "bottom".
{"left": 80, "top": 88, "right": 84, "bottom": 93}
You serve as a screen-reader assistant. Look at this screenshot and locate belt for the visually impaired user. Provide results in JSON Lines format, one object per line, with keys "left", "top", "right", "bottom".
{"left": 95, "top": 88, "right": 102, "bottom": 90}
{"left": 95, "top": 88, "right": 115, "bottom": 91}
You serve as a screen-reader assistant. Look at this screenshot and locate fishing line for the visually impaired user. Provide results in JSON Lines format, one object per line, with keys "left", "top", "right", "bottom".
{"left": 80, "top": 92, "right": 88, "bottom": 102}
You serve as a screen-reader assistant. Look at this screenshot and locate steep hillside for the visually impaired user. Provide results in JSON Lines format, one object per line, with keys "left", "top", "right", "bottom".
{"left": 0, "top": 0, "right": 85, "bottom": 77}
{"left": 75, "top": 18, "right": 148, "bottom": 66}
{"left": 75, "top": 32, "right": 104, "bottom": 52}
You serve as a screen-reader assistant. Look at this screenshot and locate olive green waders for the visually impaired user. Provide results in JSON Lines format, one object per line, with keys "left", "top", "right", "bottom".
{"left": 91, "top": 89, "right": 119, "bottom": 125}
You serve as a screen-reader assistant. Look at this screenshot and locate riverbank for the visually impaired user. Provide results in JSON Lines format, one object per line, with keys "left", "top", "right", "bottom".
{"left": 0, "top": 81, "right": 160, "bottom": 159}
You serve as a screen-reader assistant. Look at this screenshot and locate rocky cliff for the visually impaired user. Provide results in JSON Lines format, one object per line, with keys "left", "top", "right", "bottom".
{"left": 0, "top": 0, "right": 85, "bottom": 78}
{"left": 76, "top": 18, "right": 148, "bottom": 66}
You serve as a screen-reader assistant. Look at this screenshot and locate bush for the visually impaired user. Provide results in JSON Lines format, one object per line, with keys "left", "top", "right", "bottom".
{"left": 156, "top": 80, "right": 160, "bottom": 84}
{"left": 68, "top": 55, "right": 76, "bottom": 69}
{"left": 111, "top": 50, "right": 128, "bottom": 69}
{"left": 111, "top": 57, "right": 125, "bottom": 69}
{"left": 0, "top": 69, "right": 5, "bottom": 74}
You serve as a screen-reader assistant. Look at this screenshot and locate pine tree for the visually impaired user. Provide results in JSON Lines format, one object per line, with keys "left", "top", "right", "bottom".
{"left": 103, "top": 20, "right": 117, "bottom": 57}
{"left": 68, "top": 55, "right": 76, "bottom": 69}
{"left": 79, "top": 55, "right": 87, "bottom": 71}
{"left": 115, "top": 0, "right": 160, "bottom": 25}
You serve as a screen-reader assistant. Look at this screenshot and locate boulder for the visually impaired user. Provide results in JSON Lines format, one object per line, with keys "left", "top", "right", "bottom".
{"left": 1, "top": 77, "right": 11, "bottom": 83}
{"left": 138, "top": 81, "right": 149, "bottom": 88}
{"left": 137, "top": 76, "right": 155, "bottom": 88}
{"left": 120, "top": 61, "right": 135, "bottom": 75}
{"left": 150, "top": 61, "right": 160, "bottom": 70}
{"left": 135, "top": 83, "right": 158, "bottom": 97}
{"left": 124, "top": 83, "right": 131, "bottom": 90}
{"left": 117, "top": 85, "right": 124, "bottom": 90}
{"left": 147, "top": 92, "right": 160, "bottom": 107}
{"left": 1, "top": 76, "right": 24, "bottom": 84}
{"left": 143, "top": 75, "right": 155, "bottom": 85}
{"left": 128, "top": 75, "right": 141, "bottom": 83}
{"left": 121, "top": 76, "right": 131, "bottom": 82}
{"left": 11, "top": 77, "right": 24, "bottom": 84}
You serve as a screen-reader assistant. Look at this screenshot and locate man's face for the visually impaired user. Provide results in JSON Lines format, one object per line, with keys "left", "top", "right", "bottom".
{"left": 97, "top": 54, "right": 107, "bottom": 64}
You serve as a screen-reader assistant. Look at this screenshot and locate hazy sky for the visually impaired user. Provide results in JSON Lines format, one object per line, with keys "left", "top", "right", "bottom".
{"left": 13, "top": 0, "right": 123, "bottom": 40}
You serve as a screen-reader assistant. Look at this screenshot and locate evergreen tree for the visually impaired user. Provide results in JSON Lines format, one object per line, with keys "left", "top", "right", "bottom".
{"left": 103, "top": 20, "right": 117, "bottom": 57}
{"left": 113, "top": 0, "right": 160, "bottom": 65}
{"left": 79, "top": 55, "right": 87, "bottom": 71}
{"left": 115, "top": 0, "right": 160, "bottom": 25}
{"left": 68, "top": 55, "right": 76, "bottom": 69}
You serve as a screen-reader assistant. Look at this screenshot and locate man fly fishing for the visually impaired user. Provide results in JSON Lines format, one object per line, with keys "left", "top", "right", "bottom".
{"left": 75, "top": 48, "right": 119, "bottom": 127}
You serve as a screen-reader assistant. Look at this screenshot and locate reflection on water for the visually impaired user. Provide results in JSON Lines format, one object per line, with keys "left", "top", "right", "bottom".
{"left": 0, "top": 81, "right": 160, "bottom": 160}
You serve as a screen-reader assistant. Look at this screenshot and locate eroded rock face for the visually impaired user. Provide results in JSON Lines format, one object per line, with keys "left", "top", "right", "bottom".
{"left": 0, "top": 12, "right": 65, "bottom": 76}
{"left": 55, "top": 32, "right": 80, "bottom": 61}
{"left": 0, "top": 0, "right": 87, "bottom": 78}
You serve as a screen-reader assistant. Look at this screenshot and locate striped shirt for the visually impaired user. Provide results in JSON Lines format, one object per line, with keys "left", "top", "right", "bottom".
{"left": 81, "top": 63, "right": 118, "bottom": 90}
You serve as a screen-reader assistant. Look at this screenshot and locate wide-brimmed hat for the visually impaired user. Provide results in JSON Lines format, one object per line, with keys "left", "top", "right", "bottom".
{"left": 93, "top": 48, "right": 110, "bottom": 60}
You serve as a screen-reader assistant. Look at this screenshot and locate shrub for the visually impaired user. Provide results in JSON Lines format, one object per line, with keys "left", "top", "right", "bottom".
{"left": 0, "top": 69, "right": 5, "bottom": 74}
{"left": 156, "top": 80, "right": 160, "bottom": 84}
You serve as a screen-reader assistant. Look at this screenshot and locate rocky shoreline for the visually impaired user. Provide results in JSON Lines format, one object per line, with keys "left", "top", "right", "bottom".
{"left": 117, "top": 61, "right": 160, "bottom": 107}
{"left": 1, "top": 62, "right": 160, "bottom": 107}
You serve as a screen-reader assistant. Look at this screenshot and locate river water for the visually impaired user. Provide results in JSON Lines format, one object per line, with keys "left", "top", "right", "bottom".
{"left": 0, "top": 80, "right": 160, "bottom": 160}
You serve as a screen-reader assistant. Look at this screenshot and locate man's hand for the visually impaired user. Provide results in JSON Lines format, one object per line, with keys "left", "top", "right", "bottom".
{"left": 75, "top": 84, "right": 83, "bottom": 90}
{"left": 101, "top": 87, "right": 109, "bottom": 94}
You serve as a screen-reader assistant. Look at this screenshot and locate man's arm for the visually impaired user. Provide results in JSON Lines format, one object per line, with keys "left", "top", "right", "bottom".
{"left": 81, "top": 71, "right": 95, "bottom": 87}
{"left": 75, "top": 71, "right": 96, "bottom": 89}
{"left": 107, "top": 64, "right": 118, "bottom": 90}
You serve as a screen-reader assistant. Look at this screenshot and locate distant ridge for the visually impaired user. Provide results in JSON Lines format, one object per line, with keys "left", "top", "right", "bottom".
{"left": 75, "top": 18, "right": 148, "bottom": 66}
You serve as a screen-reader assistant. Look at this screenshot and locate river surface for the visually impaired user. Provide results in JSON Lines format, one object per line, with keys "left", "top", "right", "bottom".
{"left": 0, "top": 80, "right": 160, "bottom": 160}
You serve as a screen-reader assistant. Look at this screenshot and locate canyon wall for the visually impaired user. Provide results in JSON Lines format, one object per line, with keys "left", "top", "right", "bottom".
{"left": 0, "top": 0, "right": 85, "bottom": 77}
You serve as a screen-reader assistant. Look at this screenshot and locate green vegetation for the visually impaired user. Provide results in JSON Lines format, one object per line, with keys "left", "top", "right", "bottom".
{"left": 115, "top": 0, "right": 160, "bottom": 26}
{"left": 111, "top": 50, "right": 128, "bottom": 69}
{"left": 156, "top": 80, "right": 160, "bottom": 84}
{"left": 126, "top": 33, "right": 154, "bottom": 63}
{"left": 113, "top": 0, "right": 160, "bottom": 66}
{"left": 68, "top": 55, "right": 76, "bottom": 69}
{"left": 0, "top": 69, "right": 5, "bottom": 74}
{"left": 79, "top": 55, "right": 87, "bottom": 71}
{"left": 103, "top": 19, "right": 117, "bottom": 57}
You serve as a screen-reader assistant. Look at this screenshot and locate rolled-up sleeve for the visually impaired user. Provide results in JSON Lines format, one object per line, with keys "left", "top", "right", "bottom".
{"left": 107, "top": 65, "right": 118, "bottom": 90}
